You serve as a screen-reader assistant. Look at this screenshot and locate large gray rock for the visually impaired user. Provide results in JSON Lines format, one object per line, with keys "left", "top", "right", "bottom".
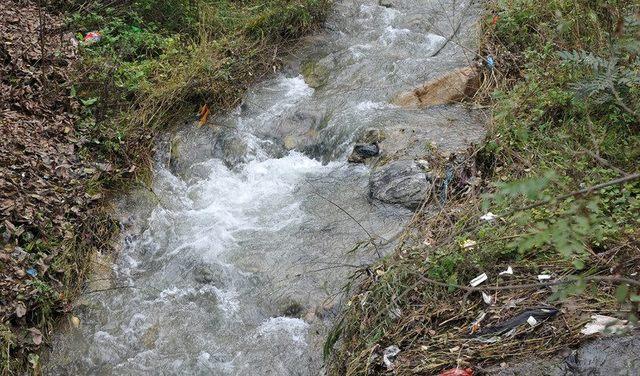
{"left": 489, "top": 335, "right": 640, "bottom": 376}
{"left": 369, "top": 160, "right": 431, "bottom": 209}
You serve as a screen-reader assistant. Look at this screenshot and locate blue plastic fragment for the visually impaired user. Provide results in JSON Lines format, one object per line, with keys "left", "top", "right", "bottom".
{"left": 486, "top": 56, "right": 495, "bottom": 70}
{"left": 26, "top": 268, "right": 37, "bottom": 277}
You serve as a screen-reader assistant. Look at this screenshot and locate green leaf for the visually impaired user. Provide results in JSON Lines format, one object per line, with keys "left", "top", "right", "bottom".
{"left": 630, "top": 295, "right": 640, "bottom": 303}
{"left": 80, "top": 97, "right": 98, "bottom": 106}
{"left": 572, "top": 259, "right": 585, "bottom": 270}
{"left": 445, "top": 273, "right": 458, "bottom": 293}
{"left": 615, "top": 284, "right": 629, "bottom": 303}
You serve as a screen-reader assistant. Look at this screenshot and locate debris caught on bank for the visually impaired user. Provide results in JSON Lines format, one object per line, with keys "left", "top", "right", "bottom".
{"left": 461, "top": 239, "right": 477, "bottom": 249}
{"left": 469, "top": 273, "right": 488, "bottom": 287}
{"left": 198, "top": 104, "right": 211, "bottom": 127}
{"left": 438, "top": 367, "right": 474, "bottom": 376}
{"left": 382, "top": 345, "right": 401, "bottom": 369}
{"left": 82, "top": 31, "right": 102, "bottom": 45}
{"left": 475, "top": 307, "right": 559, "bottom": 336}
{"left": 482, "top": 291, "right": 493, "bottom": 305}
{"left": 581, "top": 315, "right": 630, "bottom": 336}
{"left": 480, "top": 212, "right": 497, "bottom": 221}
{"left": 537, "top": 274, "right": 552, "bottom": 282}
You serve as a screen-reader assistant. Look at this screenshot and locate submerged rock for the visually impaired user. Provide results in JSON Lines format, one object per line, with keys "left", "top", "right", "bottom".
{"left": 221, "top": 135, "right": 248, "bottom": 168}
{"left": 369, "top": 160, "right": 431, "bottom": 209}
{"left": 301, "top": 60, "right": 330, "bottom": 88}
{"left": 279, "top": 300, "right": 305, "bottom": 318}
{"left": 391, "top": 66, "right": 479, "bottom": 108}
{"left": 261, "top": 109, "right": 328, "bottom": 154}
{"left": 193, "top": 263, "right": 226, "bottom": 287}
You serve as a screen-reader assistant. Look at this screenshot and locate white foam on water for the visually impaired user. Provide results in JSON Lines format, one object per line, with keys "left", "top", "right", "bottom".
{"left": 256, "top": 317, "right": 310, "bottom": 346}
{"left": 355, "top": 100, "right": 396, "bottom": 111}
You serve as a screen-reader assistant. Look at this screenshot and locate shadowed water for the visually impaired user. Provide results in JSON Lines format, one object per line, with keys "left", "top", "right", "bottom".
{"left": 46, "top": 0, "right": 484, "bottom": 374}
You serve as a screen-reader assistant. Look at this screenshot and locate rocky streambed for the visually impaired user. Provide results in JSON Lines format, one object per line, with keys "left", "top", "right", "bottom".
{"left": 46, "top": 0, "right": 487, "bottom": 374}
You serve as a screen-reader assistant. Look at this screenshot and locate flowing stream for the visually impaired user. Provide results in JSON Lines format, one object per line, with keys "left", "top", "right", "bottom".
{"left": 47, "top": 0, "right": 483, "bottom": 374}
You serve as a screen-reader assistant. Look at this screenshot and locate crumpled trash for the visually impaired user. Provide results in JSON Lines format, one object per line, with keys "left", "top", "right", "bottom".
{"left": 461, "top": 239, "right": 477, "bottom": 250}
{"left": 382, "top": 345, "right": 401, "bottom": 369}
{"left": 499, "top": 266, "right": 513, "bottom": 276}
{"left": 469, "top": 273, "right": 487, "bottom": 287}
{"left": 83, "top": 31, "right": 102, "bottom": 45}
{"left": 474, "top": 307, "right": 559, "bottom": 336}
{"left": 480, "top": 212, "right": 497, "bottom": 221}
{"left": 581, "top": 314, "right": 630, "bottom": 336}
{"left": 26, "top": 268, "right": 37, "bottom": 277}
{"left": 439, "top": 367, "right": 474, "bottom": 376}
{"left": 469, "top": 311, "right": 487, "bottom": 333}
{"left": 486, "top": 56, "right": 495, "bottom": 70}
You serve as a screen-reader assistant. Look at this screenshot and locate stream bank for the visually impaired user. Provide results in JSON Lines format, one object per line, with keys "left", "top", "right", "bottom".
{"left": 1, "top": 0, "right": 328, "bottom": 373}
{"left": 45, "top": 0, "right": 488, "bottom": 374}
{"left": 327, "top": 0, "right": 640, "bottom": 374}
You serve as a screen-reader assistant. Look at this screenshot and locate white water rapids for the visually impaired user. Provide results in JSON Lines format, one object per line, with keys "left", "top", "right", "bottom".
{"left": 47, "top": 0, "right": 484, "bottom": 374}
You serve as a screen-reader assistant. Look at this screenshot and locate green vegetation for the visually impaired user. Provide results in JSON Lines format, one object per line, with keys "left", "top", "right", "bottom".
{"left": 66, "top": 0, "right": 329, "bottom": 189}
{"left": 328, "top": 0, "right": 639, "bottom": 374}
{"left": 1, "top": 0, "right": 328, "bottom": 374}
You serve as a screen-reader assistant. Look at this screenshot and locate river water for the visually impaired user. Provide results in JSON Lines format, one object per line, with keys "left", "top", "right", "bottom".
{"left": 47, "top": 0, "right": 482, "bottom": 374}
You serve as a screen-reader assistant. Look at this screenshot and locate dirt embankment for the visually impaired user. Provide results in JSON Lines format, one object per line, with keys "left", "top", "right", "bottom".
{"left": 1, "top": 1, "right": 107, "bottom": 372}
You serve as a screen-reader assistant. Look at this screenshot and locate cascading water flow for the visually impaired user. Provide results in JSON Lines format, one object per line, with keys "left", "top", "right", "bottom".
{"left": 47, "top": 0, "right": 483, "bottom": 374}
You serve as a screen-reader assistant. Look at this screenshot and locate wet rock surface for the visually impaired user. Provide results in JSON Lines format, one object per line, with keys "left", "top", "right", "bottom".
{"left": 489, "top": 335, "right": 640, "bottom": 376}
{"left": 370, "top": 160, "right": 431, "bottom": 209}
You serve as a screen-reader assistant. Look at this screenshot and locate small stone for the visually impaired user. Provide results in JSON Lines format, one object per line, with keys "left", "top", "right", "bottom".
{"left": 360, "top": 128, "right": 386, "bottom": 144}
{"left": 348, "top": 142, "right": 380, "bottom": 163}
{"left": 304, "top": 309, "right": 317, "bottom": 323}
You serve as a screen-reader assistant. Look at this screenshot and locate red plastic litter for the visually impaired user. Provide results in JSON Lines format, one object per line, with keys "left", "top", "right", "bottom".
{"left": 83, "top": 31, "right": 102, "bottom": 44}
{"left": 438, "top": 368, "right": 473, "bottom": 376}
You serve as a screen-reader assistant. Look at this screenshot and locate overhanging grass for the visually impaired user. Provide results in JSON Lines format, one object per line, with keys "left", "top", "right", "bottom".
{"left": 66, "top": 0, "right": 330, "bottom": 190}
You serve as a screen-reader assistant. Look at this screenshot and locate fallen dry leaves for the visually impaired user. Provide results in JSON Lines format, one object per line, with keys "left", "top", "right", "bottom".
{"left": 0, "top": 0, "right": 101, "bottom": 365}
